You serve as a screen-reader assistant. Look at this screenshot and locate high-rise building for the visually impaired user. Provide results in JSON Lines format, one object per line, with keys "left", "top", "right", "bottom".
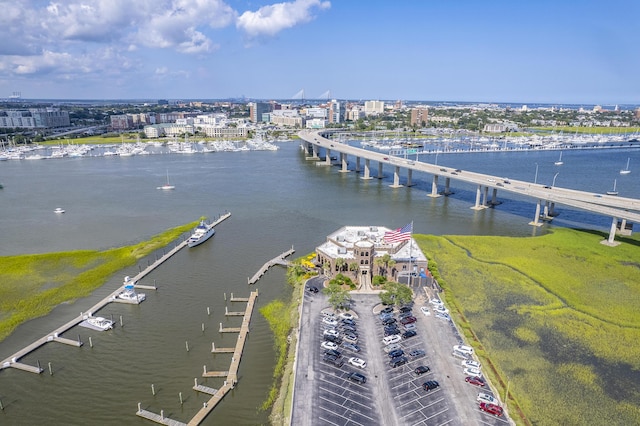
{"left": 328, "top": 99, "right": 345, "bottom": 124}
{"left": 248, "top": 102, "right": 272, "bottom": 123}
{"left": 364, "top": 100, "right": 384, "bottom": 116}
{"left": 410, "top": 108, "right": 429, "bottom": 127}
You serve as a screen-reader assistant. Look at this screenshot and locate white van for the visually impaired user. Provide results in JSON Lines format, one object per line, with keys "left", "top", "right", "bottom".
{"left": 477, "top": 392, "right": 499, "bottom": 405}
{"left": 453, "top": 345, "right": 474, "bottom": 355}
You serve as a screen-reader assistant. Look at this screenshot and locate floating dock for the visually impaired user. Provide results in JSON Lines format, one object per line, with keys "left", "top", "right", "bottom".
{"left": 248, "top": 247, "right": 295, "bottom": 284}
{"left": 0, "top": 213, "right": 232, "bottom": 374}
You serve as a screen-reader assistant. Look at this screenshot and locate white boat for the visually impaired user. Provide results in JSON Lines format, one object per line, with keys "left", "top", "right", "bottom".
{"left": 117, "top": 286, "right": 146, "bottom": 303}
{"left": 87, "top": 316, "right": 114, "bottom": 331}
{"left": 54, "top": 207, "right": 65, "bottom": 214}
{"left": 554, "top": 151, "right": 563, "bottom": 166}
{"left": 606, "top": 179, "right": 618, "bottom": 196}
{"left": 187, "top": 220, "right": 215, "bottom": 247}
{"left": 620, "top": 158, "right": 631, "bottom": 175}
{"left": 157, "top": 170, "right": 175, "bottom": 190}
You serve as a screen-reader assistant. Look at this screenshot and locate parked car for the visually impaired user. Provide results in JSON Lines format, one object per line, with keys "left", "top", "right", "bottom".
{"left": 453, "top": 345, "right": 474, "bottom": 355}
{"left": 464, "top": 367, "right": 482, "bottom": 377}
{"left": 389, "top": 356, "right": 408, "bottom": 368}
{"left": 384, "top": 327, "right": 401, "bottom": 336}
{"left": 347, "top": 372, "right": 366, "bottom": 384}
{"left": 306, "top": 285, "right": 319, "bottom": 293}
{"left": 324, "top": 349, "right": 341, "bottom": 358}
{"left": 324, "top": 334, "right": 342, "bottom": 344}
{"left": 323, "top": 329, "right": 340, "bottom": 338}
{"left": 382, "top": 317, "right": 397, "bottom": 326}
{"left": 399, "top": 306, "right": 412, "bottom": 314}
{"left": 323, "top": 353, "right": 344, "bottom": 367}
{"left": 341, "top": 325, "right": 358, "bottom": 334}
{"left": 383, "top": 335, "right": 402, "bottom": 345}
{"left": 380, "top": 306, "right": 394, "bottom": 315}
{"left": 479, "top": 402, "right": 503, "bottom": 416}
{"left": 388, "top": 349, "right": 404, "bottom": 358}
{"left": 435, "top": 312, "right": 451, "bottom": 321}
{"left": 348, "top": 357, "right": 367, "bottom": 369}
{"left": 398, "top": 311, "right": 414, "bottom": 320}
{"left": 341, "top": 318, "right": 356, "bottom": 326}
{"left": 434, "top": 305, "right": 449, "bottom": 314}
{"left": 383, "top": 343, "right": 402, "bottom": 353}
{"left": 403, "top": 323, "right": 417, "bottom": 331}
{"left": 462, "top": 360, "right": 481, "bottom": 370}
{"left": 429, "top": 298, "right": 444, "bottom": 307}
{"left": 400, "top": 316, "right": 417, "bottom": 325}
{"left": 339, "top": 312, "right": 354, "bottom": 321}
{"left": 343, "top": 343, "right": 361, "bottom": 353}
{"left": 422, "top": 380, "right": 439, "bottom": 391}
{"left": 477, "top": 392, "right": 499, "bottom": 405}
{"left": 343, "top": 334, "right": 358, "bottom": 344}
{"left": 409, "top": 349, "right": 425, "bottom": 357}
{"left": 321, "top": 341, "right": 338, "bottom": 351}
{"left": 420, "top": 306, "right": 431, "bottom": 316}
{"left": 414, "top": 365, "right": 430, "bottom": 375}
{"left": 465, "top": 376, "right": 486, "bottom": 387}
{"left": 322, "top": 317, "right": 338, "bottom": 327}
{"left": 402, "top": 330, "right": 417, "bottom": 339}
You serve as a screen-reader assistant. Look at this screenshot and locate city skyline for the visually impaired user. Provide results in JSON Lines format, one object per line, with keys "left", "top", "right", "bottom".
{"left": 1, "top": 0, "right": 638, "bottom": 104}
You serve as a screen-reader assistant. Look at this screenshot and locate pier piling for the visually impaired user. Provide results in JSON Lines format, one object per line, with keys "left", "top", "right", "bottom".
{"left": 89, "top": 336, "right": 93, "bottom": 348}
{"left": 151, "top": 384, "right": 155, "bottom": 396}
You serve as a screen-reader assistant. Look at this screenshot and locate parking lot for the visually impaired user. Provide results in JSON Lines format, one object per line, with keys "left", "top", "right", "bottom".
{"left": 291, "top": 277, "right": 512, "bottom": 426}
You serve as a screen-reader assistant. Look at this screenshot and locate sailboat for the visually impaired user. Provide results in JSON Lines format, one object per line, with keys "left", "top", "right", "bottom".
{"left": 606, "top": 179, "right": 618, "bottom": 196}
{"left": 157, "top": 170, "right": 175, "bottom": 190}
{"left": 620, "top": 158, "right": 631, "bottom": 175}
{"left": 554, "top": 151, "right": 563, "bottom": 166}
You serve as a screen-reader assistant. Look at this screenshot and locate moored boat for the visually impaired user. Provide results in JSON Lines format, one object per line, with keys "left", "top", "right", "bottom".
{"left": 87, "top": 316, "right": 114, "bottom": 331}
{"left": 54, "top": 207, "right": 65, "bottom": 214}
{"left": 187, "top": 220, "right": 215, "bottom": 247}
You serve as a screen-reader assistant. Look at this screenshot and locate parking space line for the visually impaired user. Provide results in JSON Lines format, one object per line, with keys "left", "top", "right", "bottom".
{"left": 423, "top": 406, "right": 450, "bottom": 421}
{"left": 318, "top": 416, "right": 340, "bottom": 426}
{"left": 318, "top": 401, "right": 373, "bottom": 424}
{"left": 478, "top": 412, "right": 510, "bottom": 424}
{"left": 319, "top": 385, "right": 374, "bottom": 404}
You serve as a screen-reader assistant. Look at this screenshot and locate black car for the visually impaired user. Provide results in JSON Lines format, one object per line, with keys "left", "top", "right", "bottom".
{"left": 402, "top": 330, "right": 417, "bottom": 339}
{"left": 384, "top": 326, "right": 400, "bottom": 336}
{"left": 399, "top": 306, "right": 412, "bottom": 314}
{"left": 389, "top": 356, "right": 408, "bottom": 368}
{"left": 423, "top": 380, "right": 440, "bottom": 391}
{"left": 414, "top": 365, "right": 430, "bottom": 375}
{"left": 341, "top": 318, "right": 356, "bottom": 326}
{"left": 324, "top": 334, "right": 342, "bottom": 344}
{"left": 382, "top": 317, "right": 397, "bottom": 326}
{"left": 379, "top": 312, "right": 394, "bottom": 321}
{"left": 323, "top": 354, "right": 344, "bottom": 367}
{"left": 380, "top": 306, "right": 394, "bottom": 315}
{"left": 341, "top": 325, "right": 357, "bottom": 334}
{"left": 348, "top": 372, "right": 366, "bottom": 384}
{"left": 324, "top": 349, "right": 341, "bottom": 358}
{"left": 343, "top": 343, "right": 361, "bottom": 353}
{"left": 388, "top": 349, "right": 404, "bottom": 358}
{"left": 409, "top": 349, "right": 425, "bottom": 357}
{"left": 398, "top": 311, "right": 413, "bottom": 320}
{"left": 306, "top": 285, "right": 319, "bottom": 293}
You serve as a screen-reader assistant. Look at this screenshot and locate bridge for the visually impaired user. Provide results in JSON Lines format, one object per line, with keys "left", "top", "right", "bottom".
{"left": 298, "top": 129, "right": 640, "bottom": 245}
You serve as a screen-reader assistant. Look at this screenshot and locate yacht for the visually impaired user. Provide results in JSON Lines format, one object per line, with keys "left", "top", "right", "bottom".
{"left": 117, "top": 286, "right": 146, "bottom": 303}
{"left": 554, "top": 151, "right": 563, "bottom": 166}
{"left": 187, "top": 220, "right": 215, "bottom": 247}
{"left": 157, "top": 169, "right": 175, "bottom": 190}
{"left": 620, "top": 158, "right": 631, "bottom": 175}
{"left": 87, "top": 316, "right": 114, "bottom": 331}
{"left": 54, "top": 207, "right": 65, "bottom": 214}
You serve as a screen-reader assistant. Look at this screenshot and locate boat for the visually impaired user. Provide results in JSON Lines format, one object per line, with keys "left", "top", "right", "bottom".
{"left": 87, "top": 316, "right": 114, "bottom": 331}
{"left": 554, "top": 151, "right": 563, "bottom": 166}
{"left": 620, "top": 158, "right": 631, "bottom": 175}
{"left": 157, "top": 169, "right": 175, "bottom": 190}
{"left": 116, "top": 276, "right": 146, "bottom": 302}
{"left": 54, "top": 207, "right": 65, "bottom": 214}
{"left": 187, "top": 220, "right": 215, "bottom": 247}
{"left": 606, "top": 179, "right": 618, "bottom": 196}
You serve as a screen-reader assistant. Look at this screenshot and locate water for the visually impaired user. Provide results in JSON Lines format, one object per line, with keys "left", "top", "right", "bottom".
{"left": 0, "top": 142, "right": 638, "bottom": 425}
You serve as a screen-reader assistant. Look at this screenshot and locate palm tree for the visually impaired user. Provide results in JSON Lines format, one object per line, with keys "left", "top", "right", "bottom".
{"left": 336, "top": 257, "right": 346, "bottom": 273}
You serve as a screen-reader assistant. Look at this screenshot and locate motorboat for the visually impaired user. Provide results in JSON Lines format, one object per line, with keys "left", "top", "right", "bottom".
{"left": 54, "top": 207, "right": 65, "bottom": 214}
{"left": 187, "top": 220, "right": 215, "bottom": 247}
{"left": 87, "top": 316, "right": 114, "bottom": 331}
{"left": 117, "top": 286, "right": 146, "bottom": 303}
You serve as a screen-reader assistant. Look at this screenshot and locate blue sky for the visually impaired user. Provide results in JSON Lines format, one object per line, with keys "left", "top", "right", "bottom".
{"left": 1, "top": 0, "right": 638, "bottom": 104}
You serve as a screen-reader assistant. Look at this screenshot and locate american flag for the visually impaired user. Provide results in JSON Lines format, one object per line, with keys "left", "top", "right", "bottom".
{"left": 384, "top": 222, "right": 413, "bottom": 243}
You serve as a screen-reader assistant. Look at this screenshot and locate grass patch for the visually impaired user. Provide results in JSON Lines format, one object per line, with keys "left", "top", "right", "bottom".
{"left": 416, "top": 228, "right": 640, "bottom": 425}
{"left": 0, "top": 220, "right": 199, "bottom": 342}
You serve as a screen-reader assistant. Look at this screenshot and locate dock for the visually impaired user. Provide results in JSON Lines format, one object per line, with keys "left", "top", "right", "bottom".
{"left": 0, "top": 212, "right": 232, "bottom": 374}
{"left": 248, "top": 247, "right": 295, "bottom": 284}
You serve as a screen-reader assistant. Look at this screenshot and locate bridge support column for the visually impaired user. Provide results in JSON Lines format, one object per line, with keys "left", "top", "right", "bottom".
{"left": 406, "top": 169, "right": 413, "bottom": 187}
{"left": 361, "top": 159, "right": 372, "bottom": 180}
{"left": 549, "top": 202, "right": 556, "bottom": 216}
{"left": 355, "top": 157, "right": 361, "bottom": 173}
{"left": 602, "top": 217, "right": 621, "bottom": 246}
{"left": 443, "top": 177, "right": 453, "bottom": 195}
{"left": 529, "top": 200, "right": 543, "bottom": 226}
{"left": 340, "top": 153, "right": 349, "bottom": 173}
{"left": 311, "top": 144, "right": 319, "bottom": 159}
{"left": 377, "top": 162, "right": 383, "bottom": 179}
{"left": 390, "top": 166, "right": 402, "bottom": 188}
{"left": 490, "top": 188, "right": 498, "bottom": 205}
{"left": 428, "top": 175, "right": 440, "bottom": 198}
{"left": 481, "top": 186, "right": 489, "bottom": 206}
{"left": 471, "top": 185, "right": 486, "bottom": 209}
{"left": 325, "top": 149, "right": 332, "bottom": 165}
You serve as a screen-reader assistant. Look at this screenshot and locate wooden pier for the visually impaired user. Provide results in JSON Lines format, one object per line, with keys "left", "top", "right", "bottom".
{"left": 0, "top": 212, "right": 232, "bottom": 374}
{"left": 248, "top": 247, "right": 295, "bottom": 284}
{"left": 137, "top": 290, "right": 259, "bottom": 426}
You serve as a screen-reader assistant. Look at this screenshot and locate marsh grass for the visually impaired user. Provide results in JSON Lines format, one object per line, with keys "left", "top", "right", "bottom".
{"left": 416, "top": 229, "right": 640, "bottom": 425}
{"left": 0, "top": 220, "right": 198, "bottom": 342}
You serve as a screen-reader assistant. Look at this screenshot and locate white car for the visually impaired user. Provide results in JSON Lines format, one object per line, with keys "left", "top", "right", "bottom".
{"left": 462, "top": 360, "right": 481, "bottom": 370}
{"left": 464, "top": 367, "right": 482, "bottom": 377}
{"left": 434, "top": 305, "right": 449, "bottom": 314}
{"left": 454, "top": 345, "right": 474, "bottom": 355}
{"left": 477, "top": 392, "right": 499, "bottom": 405}
{"left": 348, "top": 357, "right": 367, "bottom": 369}
{"left": 435, "top": 312, "right": 451, "bottom": 321}
{"left": 322, "top": 317, "right": 338, "bottom": 327}
{"left": 323, "top": 329, "right": 340, "bottom": 338}
{"left": 420, "top": 306, "right": 431, "bottom": 316}
{"left": 429, "top": 298, "right": 444, "bottom": 306}
{"left": 383, "top": 334, "right": 402, "bottom": 345}
{"left": 343, "top": 334, "right": 358, "bottom": 344}
{"left": 321, "top": 341, "right": 338, "bottom": 351}
{"left": 339, "top": 312, "right": 355, "bottom": 320}
{"left": 384, "top": 343, "right": 402, "bottom": 353}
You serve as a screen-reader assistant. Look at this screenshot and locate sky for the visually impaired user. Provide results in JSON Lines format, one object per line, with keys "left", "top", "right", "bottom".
{"left": 0, "top": 0, "right": 638, "bottom": 104}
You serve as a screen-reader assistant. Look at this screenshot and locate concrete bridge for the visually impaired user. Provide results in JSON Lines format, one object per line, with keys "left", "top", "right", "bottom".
{"left": 298, "top": 129, "right": 640, "bottom": 245}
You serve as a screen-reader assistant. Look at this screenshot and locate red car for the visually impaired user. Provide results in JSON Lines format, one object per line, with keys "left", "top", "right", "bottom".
{"left": 400, "top": 316, "right": 417, "bottom": 325}
{"left": 465, "top": 376, "right": 486, "bottom": 387}
{"left": 479, "top": 402, "right": 503, "bottom": 416}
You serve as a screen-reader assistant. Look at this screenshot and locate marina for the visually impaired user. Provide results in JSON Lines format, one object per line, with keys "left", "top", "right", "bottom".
{"left": 248, "top": 247, "right": 295, "bottom": 284}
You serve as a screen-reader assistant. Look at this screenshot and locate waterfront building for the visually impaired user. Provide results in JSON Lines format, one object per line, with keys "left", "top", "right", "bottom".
{"left": 364, "top": 100, "right": 385, "bottom": 116}
{"left": 315, "top": 226, "right": 428, "bottom": 287}
{"left": 248, "top": 102, "right": 272, "bottom": 123}
{"left": 306, "top": 118, "right": 327, "bottom": 129}
{"left": 0, "top": 108, "right": 70, "bottom": 128}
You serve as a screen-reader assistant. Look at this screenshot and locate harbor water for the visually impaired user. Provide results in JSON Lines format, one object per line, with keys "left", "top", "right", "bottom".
{"left": 0, "top": 141, "right": 638, "bottom": 425}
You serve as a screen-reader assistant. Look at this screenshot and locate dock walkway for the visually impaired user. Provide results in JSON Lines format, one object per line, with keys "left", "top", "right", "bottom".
{"left": 248, "top": 247, "right": 295, "bottom": 284}
{"left": 0, "top": 213, "right": 231, "bottom": 373}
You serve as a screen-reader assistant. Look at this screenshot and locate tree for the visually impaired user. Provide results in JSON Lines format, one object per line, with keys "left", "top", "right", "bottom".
{"left": 335, "top": 257, "right": 346, "bottom": 273}
{"left": 323, "top": 280, "right": 351, "bottom": 311}
{"left": 379, "top": 281, "right": 413, "bottom": 306}
{"left": 348, "top": 262, "right": 359, "bottom": 275}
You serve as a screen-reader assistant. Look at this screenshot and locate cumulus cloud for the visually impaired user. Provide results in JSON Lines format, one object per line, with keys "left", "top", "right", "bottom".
{"left": 236, "top": 0, "right": 330, "bottom": 37}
